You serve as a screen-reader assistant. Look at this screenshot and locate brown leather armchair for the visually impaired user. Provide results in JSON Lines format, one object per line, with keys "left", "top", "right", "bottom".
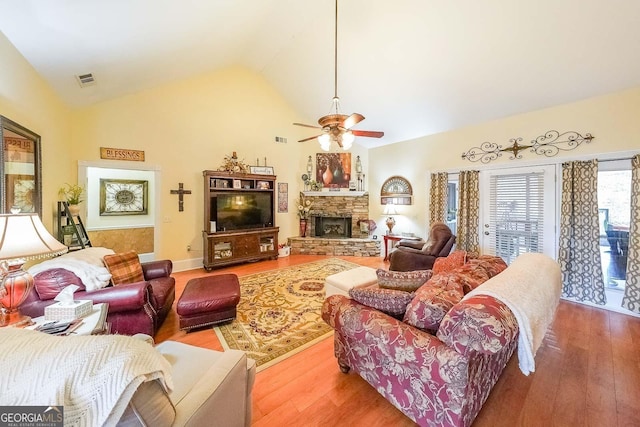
{"left": 20, "top": 260, "right": 175, "bottom": 336}
{"left": 389, "top": 222, "right": 456, "bottom": 271}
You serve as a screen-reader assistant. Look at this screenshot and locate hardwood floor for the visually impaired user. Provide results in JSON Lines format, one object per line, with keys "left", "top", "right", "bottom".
{"left": 155, "top": 255, "right": 640, "bottom": 427}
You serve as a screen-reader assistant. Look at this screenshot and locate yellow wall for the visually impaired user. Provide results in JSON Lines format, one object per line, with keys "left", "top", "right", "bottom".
{"left": 1, "top": 30, "right": 370, "bottom": 264}
{"left": 0, "top": 31, "right": 72, "bottom": 230}
{"left": 369, "top": 87, "right": 640, "bottom": 238}
{"left": 71, "top": 66, "right": 369, "bottom": 261}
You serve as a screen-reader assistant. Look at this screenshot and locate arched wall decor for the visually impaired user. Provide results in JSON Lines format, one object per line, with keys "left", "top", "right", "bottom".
{"left": 380, "top": 175, "right": 412, "bottom": 205}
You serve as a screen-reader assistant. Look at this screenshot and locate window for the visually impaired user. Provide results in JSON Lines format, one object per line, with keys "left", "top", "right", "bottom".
{"left": 598, "top": 162, "right": 631, "bottom": 290}
{"left": 481, "top": 166, "right": 556, "bottom": 264}
{"left": 447, "top": 176, "right": 458, "bottom": 236}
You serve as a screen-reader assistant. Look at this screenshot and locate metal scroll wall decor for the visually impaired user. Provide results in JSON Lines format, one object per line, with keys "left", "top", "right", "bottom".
{"left": 461, "top": 130, "right": 594, "bottom": 164}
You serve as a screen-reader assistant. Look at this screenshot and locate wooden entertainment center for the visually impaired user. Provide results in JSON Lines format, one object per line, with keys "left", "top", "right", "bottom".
{"left": 202, "top": 171, "right": 279, "bottom": 270}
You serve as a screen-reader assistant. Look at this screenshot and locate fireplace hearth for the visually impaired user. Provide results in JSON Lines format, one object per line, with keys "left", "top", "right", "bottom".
{"left": 313, "top": 216, "right": 352, "bottom": 239}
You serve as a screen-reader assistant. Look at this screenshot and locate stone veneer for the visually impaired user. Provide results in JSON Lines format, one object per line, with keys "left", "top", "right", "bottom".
{"left": 288, "top": 237, "right": 381, "bottom": 257}
{"left": 307, "top": 192, "right": 369, "bottom": 238}
{"left": 288, "top": 192, "right": 381, "bottom": 257}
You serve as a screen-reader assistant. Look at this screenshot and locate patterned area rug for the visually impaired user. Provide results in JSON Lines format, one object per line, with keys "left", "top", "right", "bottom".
{"left": 214, "top": 258, "right": 360, "bottom": 371}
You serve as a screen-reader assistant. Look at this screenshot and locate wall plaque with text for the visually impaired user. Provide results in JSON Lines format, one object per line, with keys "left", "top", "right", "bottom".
{"left": 100, "top": 147, "right": 145, "bottom": 161}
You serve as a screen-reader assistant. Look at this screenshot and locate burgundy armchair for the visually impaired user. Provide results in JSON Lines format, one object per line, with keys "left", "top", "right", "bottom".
{"left": 389, "top": 222, "right": 455, "bottom": 271}
{"left": 20, "top": 260, "right": 175, "bottom": 336}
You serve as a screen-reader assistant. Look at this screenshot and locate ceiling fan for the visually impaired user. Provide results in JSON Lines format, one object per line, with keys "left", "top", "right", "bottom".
{"left": 293, "top": 0, "right": 384, "bottom": 151}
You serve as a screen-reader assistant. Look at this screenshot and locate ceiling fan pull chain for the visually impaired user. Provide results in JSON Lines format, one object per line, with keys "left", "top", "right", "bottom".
{"left": 334, "top": 0, "right": 338, "bottom": 100}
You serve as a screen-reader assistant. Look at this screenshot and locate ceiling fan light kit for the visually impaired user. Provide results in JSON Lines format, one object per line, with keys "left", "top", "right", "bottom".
{"left": 294, "top": 0, "right": 383, "bottom": 151}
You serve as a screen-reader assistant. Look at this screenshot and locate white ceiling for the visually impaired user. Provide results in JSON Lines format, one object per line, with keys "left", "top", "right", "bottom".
{"left": 1, "top": 0, "right": 640, "bottom": 147}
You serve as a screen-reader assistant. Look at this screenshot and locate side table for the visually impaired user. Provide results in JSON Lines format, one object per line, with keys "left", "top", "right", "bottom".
{"left": 27, "top": 303, "right": 110, "bottom": 336}
{"left": 383, "top": 235, "right": 403, "bottom": 261}
{"left": 383, "top": 234, "right": 422, "bottom": 261}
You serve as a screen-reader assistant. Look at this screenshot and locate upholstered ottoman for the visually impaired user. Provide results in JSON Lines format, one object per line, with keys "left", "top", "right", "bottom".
{"left": 177, "top": 274, "right": 241, "bottom": 331}
{"left": 324, "top": 266, "right": 378, "bottom": 297}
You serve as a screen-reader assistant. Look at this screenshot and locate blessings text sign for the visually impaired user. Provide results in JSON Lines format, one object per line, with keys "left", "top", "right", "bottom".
{"left": 100, "top": 147, "right": 145, "bottom": 162}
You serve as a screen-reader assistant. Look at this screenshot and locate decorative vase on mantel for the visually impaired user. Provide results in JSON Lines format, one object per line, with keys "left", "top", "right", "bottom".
{"left": 299, "top": 219, "right": 308, "bottom": 237}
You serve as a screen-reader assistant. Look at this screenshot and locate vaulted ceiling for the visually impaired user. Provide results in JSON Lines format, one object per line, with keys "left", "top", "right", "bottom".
{"left": 1, "top": 0, "right": 639, "bottom": 147}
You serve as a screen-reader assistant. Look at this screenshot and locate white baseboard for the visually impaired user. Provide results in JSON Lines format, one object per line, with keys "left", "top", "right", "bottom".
{"left": 138, "top": 253, "right": 155, "bottom": 263}
{"left": 172, "top": 257, "right": 204, "bottom": 272}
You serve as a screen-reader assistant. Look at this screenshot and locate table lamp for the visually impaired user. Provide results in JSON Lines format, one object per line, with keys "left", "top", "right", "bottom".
{"left": 0, "top": 213, "right": 68, "bottom": 327}
{"left": 383, "top": 204, "right": 397, "bottom": 235}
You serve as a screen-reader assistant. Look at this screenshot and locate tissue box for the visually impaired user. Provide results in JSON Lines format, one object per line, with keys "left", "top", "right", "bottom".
{"left": 45, "top": 300, "right": 93, "bottom": 321}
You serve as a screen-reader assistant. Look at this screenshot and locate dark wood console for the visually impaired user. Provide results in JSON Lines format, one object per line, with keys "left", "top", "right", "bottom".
{"left": 202, "top": 171, "right": 278, "bottom": 270}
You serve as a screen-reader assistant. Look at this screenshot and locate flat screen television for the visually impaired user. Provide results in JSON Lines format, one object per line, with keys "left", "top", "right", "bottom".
{"left": 210, "top": 192, "right": 273, "bottom": 232}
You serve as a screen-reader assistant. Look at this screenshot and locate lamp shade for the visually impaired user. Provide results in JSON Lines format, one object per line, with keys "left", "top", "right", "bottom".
{"left": 383, "top": 204, "right": 397, "bottom": 216}
{"left": 0, "top": 214, "right": 68, "bottom": 261}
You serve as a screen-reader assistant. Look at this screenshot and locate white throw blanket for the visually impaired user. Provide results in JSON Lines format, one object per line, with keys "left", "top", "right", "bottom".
{"left": 28, "top": 247, "right": 115, "bottom": 291}
{"left": 0, "top": 328, "right": 173, "bottom": 427}
{"left": 464, "top": 253, "right": 561, "bottom": 375}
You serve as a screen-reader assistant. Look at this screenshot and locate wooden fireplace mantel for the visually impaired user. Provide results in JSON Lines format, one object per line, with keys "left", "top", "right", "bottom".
{"left": 302, "top": 191, "right": 367, "bottom": 197}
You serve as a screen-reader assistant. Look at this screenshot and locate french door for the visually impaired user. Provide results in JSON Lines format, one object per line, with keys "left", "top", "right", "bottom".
{"left": 480, "top": 165, "right": 557, "bottom": 264}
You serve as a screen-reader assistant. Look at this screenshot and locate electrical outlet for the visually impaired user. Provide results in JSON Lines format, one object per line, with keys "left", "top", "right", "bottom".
{"left": 163, "top": 216, "right": 171, "bottom": 223}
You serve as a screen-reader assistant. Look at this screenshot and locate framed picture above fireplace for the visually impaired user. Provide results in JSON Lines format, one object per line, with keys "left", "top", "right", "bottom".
{"left": 316, "top": 153, "right": 351, "bottom": 189}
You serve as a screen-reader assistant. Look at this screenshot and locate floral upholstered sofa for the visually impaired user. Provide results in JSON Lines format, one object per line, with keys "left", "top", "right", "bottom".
{"left": 322, "top": 252, "right": 558, "bottom": 427}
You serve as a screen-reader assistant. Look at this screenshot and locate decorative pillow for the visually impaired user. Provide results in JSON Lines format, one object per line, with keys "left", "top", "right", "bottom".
{"left": 437, "top": 295, "right": 518, "bottom": 356}
{"left": 424, "top": 271, "right": 469, "bottom": 292}
{"left": 432, "top": 250, "right": 467, "bottom": 275}
{"left": 33, "top": 268, "right": 86, "bottom": 301}
{"left": 376, "top": 269, "right": 432, "bottom": 292}
{"left": 103, "top": 251, "right": 145, "bottom": 285}
{"left": 349, "top": 287, "right": 415, "bottom": 317}
{"left": 473, "top": 255, "right": 508, "bottom": 278}
{"left": 449, "top": 262, "right": 493, "bottom": 294}
{"left": 403, "top": 281, "right": 464, "bottom": 332}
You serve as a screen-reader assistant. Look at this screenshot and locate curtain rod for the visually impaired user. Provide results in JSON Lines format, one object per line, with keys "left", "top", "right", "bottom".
{"left": 598, "top": 156, "right": 636, "bottom": 163}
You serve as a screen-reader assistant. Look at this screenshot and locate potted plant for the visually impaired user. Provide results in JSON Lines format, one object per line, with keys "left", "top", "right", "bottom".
{"left": 58, "top": 183, "right": 84, "bottom": 216}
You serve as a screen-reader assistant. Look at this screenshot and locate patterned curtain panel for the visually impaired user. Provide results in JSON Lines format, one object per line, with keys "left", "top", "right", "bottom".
{"left": 457, "top": 170, "right": 480, "bottom": 254}
{"left": 558, "top": 160, "right": 606, "bottom": 304}
{"left": 429, "top": 172, "right": 448, "bottom": 224}
{"left": 622, "top": 154, "right": 640, "bottom": 313}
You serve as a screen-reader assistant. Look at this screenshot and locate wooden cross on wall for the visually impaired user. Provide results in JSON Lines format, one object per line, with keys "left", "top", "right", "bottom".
{"left": 170, "top": 183, "right": 192, "bottom": 212}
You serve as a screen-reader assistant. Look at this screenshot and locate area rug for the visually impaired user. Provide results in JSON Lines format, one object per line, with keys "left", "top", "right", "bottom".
{"left": 214, "top": 258, "right": 360, "bottom": 371}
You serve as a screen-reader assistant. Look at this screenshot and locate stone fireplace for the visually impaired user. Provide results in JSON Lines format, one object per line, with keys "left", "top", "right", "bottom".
{"left": 306, "top": 192, "right": 369, "bottom": 239}
{"left": 312, "top": 215, "right": 352, "bottom": 238}
{"left": 288, "top": 192, "right": 381, "bottom": 257}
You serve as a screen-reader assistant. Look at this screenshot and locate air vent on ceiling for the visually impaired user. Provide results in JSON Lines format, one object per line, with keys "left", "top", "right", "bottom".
{"left": 275, "top": 136, "right": 287, "bottom": 143}
{"left": 75, "top": 73, "right": 96, "bottom": 88}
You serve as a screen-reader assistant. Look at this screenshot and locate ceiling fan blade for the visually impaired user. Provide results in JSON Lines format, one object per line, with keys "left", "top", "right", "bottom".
{"left": 342, "top": 113, "right": 365, "bottom": 129}
{"left": 293, "top": 122, "right": 321, "bottom": 129}
{"left": 352, "top": 130, "right": 384, "bottom": 138}
{"left": 298, "top": 134, "right": 322, "bottom": 143}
